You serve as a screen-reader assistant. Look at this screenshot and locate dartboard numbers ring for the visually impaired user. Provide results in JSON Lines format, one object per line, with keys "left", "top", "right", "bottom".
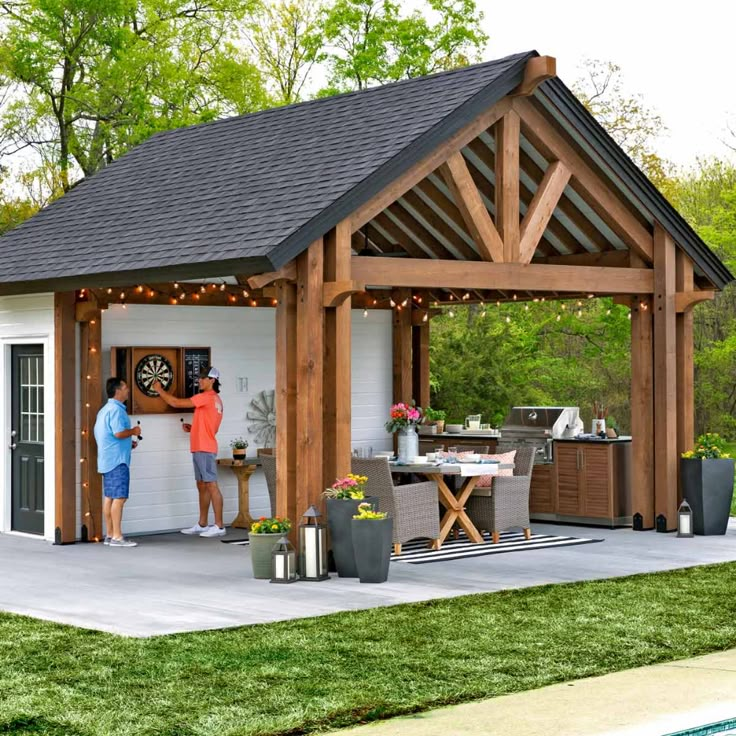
{"left": 135, "top": 353, "right": 174, "bottom": 397}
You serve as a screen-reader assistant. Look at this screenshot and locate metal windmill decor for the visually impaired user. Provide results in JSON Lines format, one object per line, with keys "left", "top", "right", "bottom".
{"left": 247, "top": 389, "right": 276, "bottom": 447}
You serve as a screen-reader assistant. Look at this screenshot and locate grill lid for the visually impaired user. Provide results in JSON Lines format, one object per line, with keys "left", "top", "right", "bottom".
{"left": 500, "top": 406, "right": 582, "bottom": 439}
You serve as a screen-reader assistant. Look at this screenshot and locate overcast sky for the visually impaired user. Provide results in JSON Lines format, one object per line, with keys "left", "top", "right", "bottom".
{"left": 479, "top": 0, "right": 734, "bottom": 168}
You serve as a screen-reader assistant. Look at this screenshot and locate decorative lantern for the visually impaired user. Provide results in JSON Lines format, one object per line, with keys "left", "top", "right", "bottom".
{"left": 677, "top": 499, "right": 694, "bottom": 538}
{"left": 270, "top": 536, "right": 298, "bottom": 584}
{"left": 299, "top": 505, "right": 329, "bottom": 581}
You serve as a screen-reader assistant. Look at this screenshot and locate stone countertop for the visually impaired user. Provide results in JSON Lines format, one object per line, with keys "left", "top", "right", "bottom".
{"left": 554, "top": 436, "right": 632, "bottom": 443}
{"left": 422, "top": 431, "right": 501, "bottom": 439}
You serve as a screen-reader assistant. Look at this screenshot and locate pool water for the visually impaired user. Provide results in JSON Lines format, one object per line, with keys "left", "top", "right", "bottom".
{"left": 665, "top": 718, "right": 736, "bottom": 736}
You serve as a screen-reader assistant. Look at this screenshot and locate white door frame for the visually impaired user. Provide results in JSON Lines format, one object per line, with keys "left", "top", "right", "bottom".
{"left": 0, "top": 335, "right": 55, "bottom": 540}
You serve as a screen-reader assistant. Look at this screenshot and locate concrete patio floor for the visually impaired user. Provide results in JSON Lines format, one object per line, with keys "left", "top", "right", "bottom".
{"left": 2, "top": 520, "right": 736, "bottom": 637}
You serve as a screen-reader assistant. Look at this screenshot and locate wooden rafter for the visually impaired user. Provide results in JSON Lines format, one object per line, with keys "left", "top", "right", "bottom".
{"left": 385, "top": 202, "right": 454, "bottom": 259}
{"left": 439, "top": 152, "right": 504, "bottom": 262}
{"left": 351, "top": 97, "right": 512, "bottom": 232}
{"left": 373, "top": 211, "right": 428, "bottom": 258}
{"left": 352, "top": 256, "right": 654, "bottom": 294}
{"left": 518, "top": 160, "right": 572, "bottom": 263}
{"left": 514, "top": 97, "right": 653, "bottom": 262}
{"left": 511, "top": 56, "right": 556, "bottom": 97}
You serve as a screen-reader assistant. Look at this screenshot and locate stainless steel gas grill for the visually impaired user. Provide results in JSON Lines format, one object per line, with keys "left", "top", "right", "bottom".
{"left": 497, "top": 406, "right": 583, "bottom": 464}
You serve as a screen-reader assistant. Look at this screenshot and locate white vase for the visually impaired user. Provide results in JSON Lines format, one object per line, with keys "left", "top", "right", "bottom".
{"left": 397, "top": 426, "right": 419, "bottom": 463}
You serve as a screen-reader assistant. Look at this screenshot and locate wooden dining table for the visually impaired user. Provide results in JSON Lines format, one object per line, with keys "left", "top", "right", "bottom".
{"left": 389, "top": 461, "right": 514, "bottom": 546}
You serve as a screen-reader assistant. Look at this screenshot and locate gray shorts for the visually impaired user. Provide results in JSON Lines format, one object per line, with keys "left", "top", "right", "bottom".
{"left": 192, "top": 452, "right": 217, "bottom": 482}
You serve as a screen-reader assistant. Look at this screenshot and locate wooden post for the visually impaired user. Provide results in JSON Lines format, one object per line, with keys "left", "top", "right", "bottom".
{"left": 54, "top": 292, "right": 77, "bottom": 544}
{"left": 324, "top": 222, "right": 352, "bottom": 489}
{"left": 79, "top": 299, "right": 103, "bottom": 542}
{"left": 630, "top": 294, "right": 654, "bottom": 530}
{"left": 275, "top": 280, "right": 297, "bottom": 533}
{"left": 296, "top": 240, "right": 325, "bottom": 517}
{"left": 653, "top": 224, "right": 678, "bottom": 531}
{"left": 392, "top": 288, "right": 413, "bottom": 404}
{"left": 495, "top": 110, "right": 520, "bottom": 263}
{"left": 676, "top": 250, "right": 695, "bottom": 492}
{"left": 412, "top": 314, "right": 430, "bottom": 410}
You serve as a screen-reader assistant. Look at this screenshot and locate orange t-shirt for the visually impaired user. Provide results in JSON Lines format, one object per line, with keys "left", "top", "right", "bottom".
{"left": 190, "top": 390, "right": 223, "bottom": 453}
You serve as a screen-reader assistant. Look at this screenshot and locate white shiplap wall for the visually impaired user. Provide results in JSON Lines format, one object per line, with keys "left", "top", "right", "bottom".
{"left": 102, "top": 304, "right": 392, "bottom": 535}
{"left": 0, "top": 294, "right": 57, "bottom": 541}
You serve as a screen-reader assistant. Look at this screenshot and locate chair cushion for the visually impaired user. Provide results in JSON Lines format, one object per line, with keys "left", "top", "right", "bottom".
{"left": 475, "top": 450, "right": 516, "bottom": 488}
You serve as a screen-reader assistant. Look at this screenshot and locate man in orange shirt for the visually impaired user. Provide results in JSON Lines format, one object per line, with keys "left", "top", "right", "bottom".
{"left": 152, "top": 367, "right": 226, "bottom": 537}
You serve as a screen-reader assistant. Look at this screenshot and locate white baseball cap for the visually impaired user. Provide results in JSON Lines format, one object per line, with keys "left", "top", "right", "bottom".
{"left": 200, "top": 367, "right": 220, "bottom": 380}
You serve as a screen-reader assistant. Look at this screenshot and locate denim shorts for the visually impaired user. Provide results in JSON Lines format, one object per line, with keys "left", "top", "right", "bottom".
{"left": 103, "top": 463, "right": 130, "bottom": 499}
{"left": 192, "top": 452, "right": 218, "bottom": 482}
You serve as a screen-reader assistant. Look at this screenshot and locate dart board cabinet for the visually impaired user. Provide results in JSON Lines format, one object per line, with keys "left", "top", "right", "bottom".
{"left": 110, "top": 346, "right": 211, "bottom": 414}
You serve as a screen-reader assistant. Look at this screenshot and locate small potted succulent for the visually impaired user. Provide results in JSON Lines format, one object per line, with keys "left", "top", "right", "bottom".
{"left": 323, "top": 474, "right": 378, "bottom": 577}
{"left": 681, "top": 432, "right": 734, "bottom": 535}
{"left": 351, "top": 502, "right": 393, "bottom": 583}
{"left": 249, "top": 517, "right": 291, "bottom": 578}
{"left": 230, "top": 436, "right": 248, "bottom": 462}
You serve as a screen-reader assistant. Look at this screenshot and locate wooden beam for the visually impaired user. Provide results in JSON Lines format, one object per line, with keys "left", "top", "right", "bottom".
{"left": 323, "top": 279, "right": 365, "bottom": 307}
{"left": 494, "top": 111, "right": 520, "bottom": 262}
{"left": 352, "top": 256, "right": 655, "bottom": 294}
{"left": 54, "top": 292, "right": 77, "bottom": 544}
{"left": 675, "top": 290, "right": 715, "bottom": 312}
{"left": 323, "top": 223, "right": 352, "bottom": 490}
{"left": 511, "top": 55, "right": 556, "bottom": 96}
{"left": 532, "top": 250, "right": 632, "bottom": 268}
{"left": 652, "top": 224, "right": 678, "bottom": 531}
{"left": 392, "top": 289, "right": 413, "bottom": 404}
{"left": 275, "top": 280, "right": 297, "bottom": 535}
{"left": 440, "top": 152, "right": 504, "bottom": 262}
{"left": 296, "top": 239, "right": 325, "bottom": 517}
{"left": 676, "top": 252, "right": 695, "bottom": 470}
{"left": 247, "top": 262, "right": 296, "bottom": 290}
{"left": 630, "top": 294, "right": 654, "bottom": 529}
{"left": 513, "top": 97, "right": 653, "bottom": 263}
{"left": 352, "top": 98, "right": 512, "bottom": 232}
{"left": 79, "top": 303, "right": 103, "bottom": 542}
{"left": 519, "top": 161, "right": 571, "bottom": 263}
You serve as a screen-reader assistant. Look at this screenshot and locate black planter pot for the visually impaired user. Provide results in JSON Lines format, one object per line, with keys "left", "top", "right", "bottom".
{"left": 351, "top": 517, "right": 393, "bottom": 583}
{"left": 681, "top": 458, "right": 735, "bottom": 535}
{"left": 326, "top": 497, "right": 379, "bottom": 577}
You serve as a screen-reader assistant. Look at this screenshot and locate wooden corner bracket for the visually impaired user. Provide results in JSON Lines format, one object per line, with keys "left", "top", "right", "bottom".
{"left": 675, "top": 290, "right": 715, "bottom": 313}
{"left": 323, "top": 280, "right": 365, "bottom": 308}
{"left": 247, "top": 262, "right": 297, "bottom": 290}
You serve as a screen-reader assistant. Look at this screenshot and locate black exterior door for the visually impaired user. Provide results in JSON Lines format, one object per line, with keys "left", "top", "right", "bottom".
{"left": 11, "top": 344, "right": 45, "bottom": 534}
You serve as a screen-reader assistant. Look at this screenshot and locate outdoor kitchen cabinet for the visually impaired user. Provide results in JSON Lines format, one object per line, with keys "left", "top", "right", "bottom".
{"left": 553, "top": 440, "right": 632, "bottom": 526}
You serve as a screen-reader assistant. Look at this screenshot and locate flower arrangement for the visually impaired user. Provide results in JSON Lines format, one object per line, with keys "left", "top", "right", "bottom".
{"left": 352, "top": 502, "right": 387, "bottom": 520}
{"left": 230, "top": 437, "right": 249, "bottom": 449}
{"left": 681, "top": 432, "right": 731, "bottom": 460}
{"left": 385, "top": 401, "right": 423, "bottom": 433}
{"left": 250, "top": 517, "right": 291, "bottom": 534}
{"left": 323, "top": 474, "right": 368, "bottom": 500}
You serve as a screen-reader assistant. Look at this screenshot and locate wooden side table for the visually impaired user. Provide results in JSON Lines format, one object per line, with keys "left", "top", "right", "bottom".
{"left": 217, "top": 458, "right": 260, "bottom": 529}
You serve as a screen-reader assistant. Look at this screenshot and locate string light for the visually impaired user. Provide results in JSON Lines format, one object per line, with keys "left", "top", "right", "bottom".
{"left": 173, "top": 282, "right": 179, "bottom": 289}
{"left": 220, "top": 283, "right": 226, "bottom": 291}
{"left": 505, "top": 315, "right": 511, "bottom": 323}
{"left": 512, "top": 294, "right": 517, "bottom": 301}
{"left": 422, "top": 312, "right": 428, "bottom": 322}
{"left": 606, "top": 309, "right": 611, "bottom": 315}
{"left": 462, "top": 293, "right": 470, "bottom": 301}
{"left": 148, "top": 290, "right": 155, "bottom": 298}
{"left": 136, "top": 285, "right": 143, "bottom": 293}
{"left": 480, "top": 310, "right": 487, "bottom": 317}
{"left": 448, "top": 309, "right": 455, "bottom": 318}
{"left": 577, "top": 309, "right": 583, "bottom": 318}
{"left": 560, "top": 303, "right": 567, "bottom": 310}
{"left": 121, "top": 304, "right": 127, "bottom": 310}
{"left": 179, "top": 293, "right": 185, "bottom": 300}
{"left": 251, "top": 300, "right": 257, "bottom": 307}
{"left": 389, "top": 298, "right": 396, "bottom": 307}
{"left": 106, "top": 288, "right": 113, "bottom": 295}
{"left": 373, "top": 299, "right": 378, "bottom": 306}
{"left": 524, "top": 304, "right": 529, "bottom": 311}
{"left": 242, "top": 290, "right": 249, "bottom": 298}
{"left": 119, "top": 292, "right": 125, "bottom": 300}
{"left": 496, "top": 301, "right": 501, "bottom": 307}
{"left": 193, "top": 293, "right": 200, "bottom": 301}
{"left": 170, "top": 297, "right": 177, "bottom": 305}
{"left": 401, "top": 298, "right": 409, "bottom": 307}
{"left": 449, "top": 294, "right": 455, "bottom": 300}
{"left": 272, "top": 299, "right": 278, "bottom": 306}
{"left": 588, "top": 293, "right": 595, "bottom": 299}
{"left": 577, "top": 300, "right": 583, "bottom": 307}
{"left": 363, "top": 308, "right": 368, "bottom": 318}
{"left": 556, "top": 314, "right": 561, "bottom": 321}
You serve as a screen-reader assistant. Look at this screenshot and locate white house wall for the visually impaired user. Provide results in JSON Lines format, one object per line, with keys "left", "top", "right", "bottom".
{"left": 101, "top": 304, "right": 392, "bottom": 536}
{"left": 0, "top": 294, "right": 56, "bottom": 541}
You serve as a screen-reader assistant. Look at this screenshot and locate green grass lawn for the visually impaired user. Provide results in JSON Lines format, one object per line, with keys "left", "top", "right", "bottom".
{"left": 2, "top": 563, "right": 736, "bottom": 736}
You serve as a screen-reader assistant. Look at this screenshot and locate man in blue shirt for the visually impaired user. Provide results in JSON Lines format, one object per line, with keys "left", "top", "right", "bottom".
{"left": 94, "top": 377, "right": 141, "bottom": 547}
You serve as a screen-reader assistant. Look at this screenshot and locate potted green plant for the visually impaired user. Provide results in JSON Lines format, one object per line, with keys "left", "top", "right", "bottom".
{"left": 351, "top": 502, "right": 393, "bottom": 583}
{"left": 230, "top": 437, "right": 249, "bottom": 462}
{"left": 249, "top": 517, "right": 291, "bottom": 578}
{"left": 323, "top": 474, "right": 378, "bottom": 577}
{"left": 423, "top": 407, "right": 446, "bottom": 434}
{"left": 681, "top": 432, "right": 735, "bottom": 535}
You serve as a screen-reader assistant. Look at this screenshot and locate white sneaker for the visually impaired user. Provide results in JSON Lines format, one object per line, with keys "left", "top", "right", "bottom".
{"left": 181, "top": 523, "right": 209, "bottom": 535}
{"left": 199, "top": 525, "right": 226, "bottom": 538}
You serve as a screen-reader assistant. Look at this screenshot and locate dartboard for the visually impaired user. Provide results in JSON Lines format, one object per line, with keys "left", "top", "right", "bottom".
{"left": 135, "top": 354, "right": 174, "bottom": 397}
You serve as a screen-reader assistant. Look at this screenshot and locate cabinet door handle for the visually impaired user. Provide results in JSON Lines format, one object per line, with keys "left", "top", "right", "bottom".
{"left": 580, "top": 449, "right": 585, "bottom": 470}
{"left": 576, "top": 448, "right": 580, "bottom": 470}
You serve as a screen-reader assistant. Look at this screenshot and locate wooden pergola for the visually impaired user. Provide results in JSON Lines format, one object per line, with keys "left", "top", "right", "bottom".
{"left": 20, "top": 54, "right": 729, "bottom": 541}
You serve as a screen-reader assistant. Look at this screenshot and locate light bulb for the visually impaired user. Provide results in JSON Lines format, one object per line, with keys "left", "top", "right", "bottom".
{"left": 422, "top": 312, "right": 428, "bottom": 322}
{"left": 401, "top": 298, "right": 408, "bottom": 307}
{"left": 363, "top": 308, "right": 368, "bottom": 318}
{"left": 220, "top": 283, "right": 226, "bottom": 291}
{"left": 201, "top": 285, "right": 206, "bottom": 293}
{"left": 173, "top": 282, "right": 179, "bottom": 289}
{"left": 448, "top": 309, "right": 455, "bottom": 318}
{"left": 389, "top": 298, "right": 396, "bottom": 307}
{"left": 242, "top": 290, "right": 249, "bottom": 298}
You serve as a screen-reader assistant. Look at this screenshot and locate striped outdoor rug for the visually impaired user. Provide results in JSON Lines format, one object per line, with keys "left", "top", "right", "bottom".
{"left": 392, "top": 530, "right": 603, "bottom": 564}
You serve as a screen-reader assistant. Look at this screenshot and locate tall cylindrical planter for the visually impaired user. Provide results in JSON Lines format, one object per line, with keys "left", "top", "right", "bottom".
{"left": 351, "top": 517, "right": 394, "bottom": 583}
{"left": 249, "top": 532, "right": 283, "bottom": 578}
{"left": 326, "top": 497, "right": 379, "bottom": 577}
{"left": 397, "top": 426, "right": 419, "bottom": 463}
{"left": 681, "top": 458, "right": 735, "bottom": 535}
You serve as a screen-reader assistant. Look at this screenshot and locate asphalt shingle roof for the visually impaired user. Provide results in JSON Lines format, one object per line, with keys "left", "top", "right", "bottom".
{"left": 0, "top": 52, "right": 532, "bottom": 290}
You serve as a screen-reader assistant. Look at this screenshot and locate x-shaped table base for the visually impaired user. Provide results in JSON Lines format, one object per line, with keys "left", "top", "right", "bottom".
{"left": 427, "top": 473, "right": 485, "bottom": 545}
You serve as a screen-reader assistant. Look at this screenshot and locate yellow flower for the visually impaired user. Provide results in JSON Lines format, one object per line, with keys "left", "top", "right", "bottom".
{"left": 271, "top": 524, "right": 278, "bottom": 530}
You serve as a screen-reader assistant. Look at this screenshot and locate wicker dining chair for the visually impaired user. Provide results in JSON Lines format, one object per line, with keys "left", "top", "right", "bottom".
{"left": 352, "top": 457, "right": 441, "bottom": 555}
{"left": 465, "top": 446, "right": 536, "bottom": 543}
{"left": 259, "top": 454, "right": 277, "bottom": 517}
{"left": 453, "top": 445, "right": 490, "bottom": 454}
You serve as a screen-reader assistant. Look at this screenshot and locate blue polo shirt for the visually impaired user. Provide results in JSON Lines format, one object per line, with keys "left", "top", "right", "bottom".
{"left": 94, "top": 399, "right": 132, "bottom": 474}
